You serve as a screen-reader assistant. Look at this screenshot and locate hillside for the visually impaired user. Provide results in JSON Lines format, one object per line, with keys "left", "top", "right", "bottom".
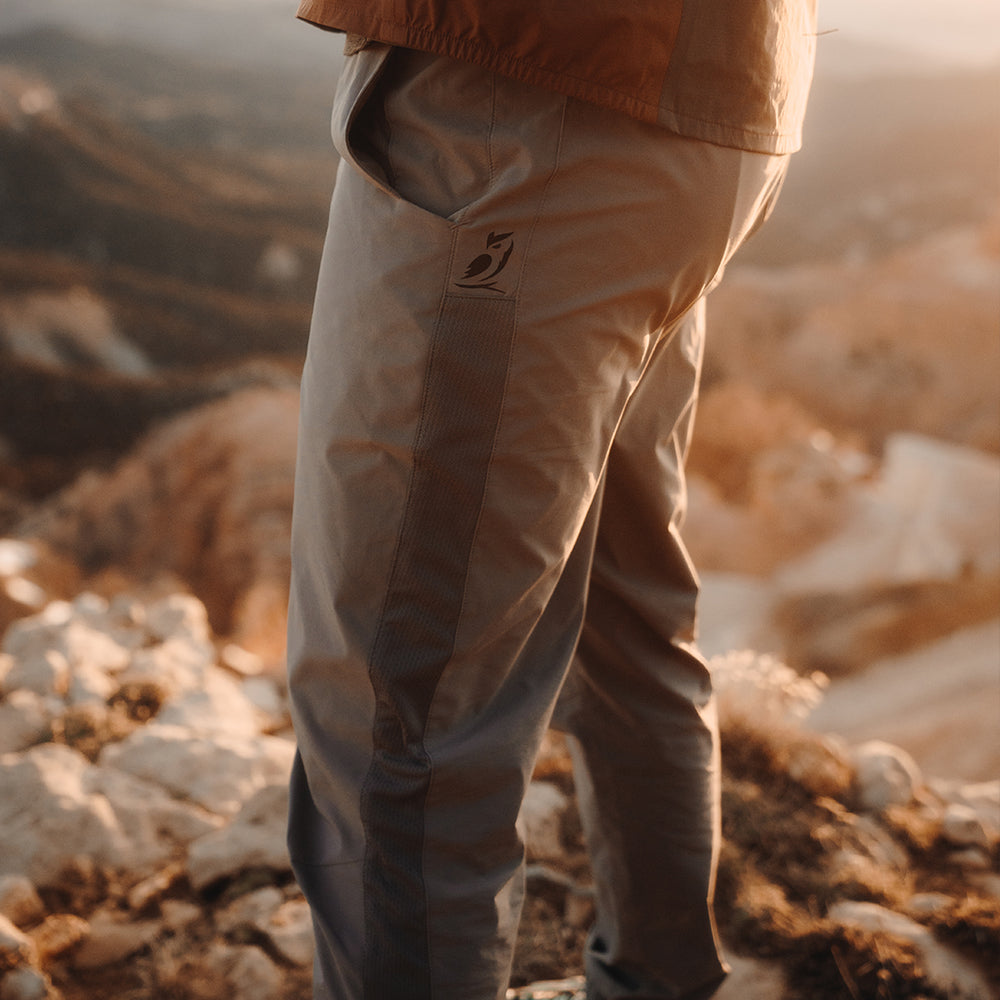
{"left": 747, "top": 62, "right": 1000, "bottom": 265}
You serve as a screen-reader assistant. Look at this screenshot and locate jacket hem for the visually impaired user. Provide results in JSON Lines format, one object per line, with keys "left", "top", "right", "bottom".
{"left": 296, "top": 0, "right": 803, "bottom": 154}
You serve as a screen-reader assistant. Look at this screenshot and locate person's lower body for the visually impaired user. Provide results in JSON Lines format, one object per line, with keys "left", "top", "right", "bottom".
{"left": 287, "top": 43, "right": 789, "bottom": 1000}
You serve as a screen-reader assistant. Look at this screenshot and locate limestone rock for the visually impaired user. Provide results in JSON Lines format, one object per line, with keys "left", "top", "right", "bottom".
{"left": 932, "top": 778, "right": 1000, "bottom": 842}
{"left": 519, "top": 782, "right": 569, "bottom": 862}
{"left": 155, "top": 667, "right": 263, "bottom": 739}
{"left": 216, "top": 887, "right": 283, "bottom": 936}
{"left": 828, "top": 901, "right": 992, "bottom": 1000}
{"left": 0, "top": 580, "right": 47, "bottom": 627}
{"left": 144, "top": 594, "right": 211, "bottom": 645}
{"left": 0, "top": 692, "right": 54, "bottom": 755}
{"left": 98, "top": 723, "right": 294, "bottom": 818}
{"left": 0, "top": 968, "right": 53, "bottom": 1000}
{"left": 853, "top": 740, "right": 922, "bottom": 812}
{"left": 116, "top": 638, "right": 214, "bottom": 698}
{"left": 808, "top": 622, "right": 1000, "bottom": 782}
{"left": 64, "top": 661, "right": 118, "bottom": 707}
{"left": 240, "top": 676, "right": 287, "bottom": 732}
{"left": 187, "top": 783, "right": 291, "bottom": 890}
{"left": 0, "top": 879, "right": 43, "bottom": 930}
{"left": 0, "top": 743, "right": 211, "bottom": 887}
{"left": 219, "top": 644, "right": 264, "bottom": 677}
{"left": 0, "top": 542, "right": 36, "bottom": 581}
{"left": 216, "top": 887, "right": 313, "bottom": 966}
{"left": 907, "top": 892, "right": 953, "bottom": 916}
{"left": 87, "top": 763, "right": 223, "bottom": 849}
{"left": 68, "top": 592, "right": 110, "bottom": 625}
{"left": 2, "top": 609, "right": 130, "bottom": 675}
{"left": 1, "top": 651, "right": 68, "bottom": 699}
{"left": 940, "top": 803, "right": 990, "bottom": 850}
{"left": 0, "top": 540, "right": 79, "bottom": 642}
{"left": 260, "top": 899, "right": 314, "bottom": 967}
{"left": 70, "top": 910, "right": 160, "bottom": 970}
{"left": 778, "top": 434, "right": 1000, "bottom": 595}
{"left": 0, "top": 745, "right": 125, "bottom": 886}
{"left": 202, "top": 943, "right": 283, "bottom": 1000}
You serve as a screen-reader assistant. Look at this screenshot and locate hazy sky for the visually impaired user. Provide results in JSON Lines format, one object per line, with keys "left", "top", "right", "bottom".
{"left": 821, "top": 0, "right": 1000, "bottom": 64}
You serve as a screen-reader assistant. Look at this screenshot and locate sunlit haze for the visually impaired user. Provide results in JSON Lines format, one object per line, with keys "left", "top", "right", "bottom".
{"left": 820, "top": 0, "right": 1000, "bottom": 64}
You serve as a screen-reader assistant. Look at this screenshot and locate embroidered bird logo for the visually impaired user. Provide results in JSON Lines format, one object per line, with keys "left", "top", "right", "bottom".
{"left": 455, "top": 231, "right": 515, "bottom": 293}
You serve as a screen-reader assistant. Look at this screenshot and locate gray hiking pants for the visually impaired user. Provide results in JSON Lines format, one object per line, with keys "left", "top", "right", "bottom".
{"left": 287, "top": 43, "right": 789, "bottom": 1000}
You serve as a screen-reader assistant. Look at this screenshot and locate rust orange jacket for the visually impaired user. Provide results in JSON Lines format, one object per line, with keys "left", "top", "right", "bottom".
{"left": 296, "top": 0, "right": 817, "bottom": 154}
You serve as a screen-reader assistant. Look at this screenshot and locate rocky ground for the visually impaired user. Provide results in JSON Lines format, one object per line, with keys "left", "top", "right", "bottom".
{"left": 0, "top": 573, "right": 996, "bottom": 1000}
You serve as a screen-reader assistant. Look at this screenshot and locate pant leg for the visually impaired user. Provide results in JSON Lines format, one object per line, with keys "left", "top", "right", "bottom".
{"left": 558, "top": 302, "right": 727, "bottom": 1000}
{"left": 287, "top": 43, "right": 789, "bottom": 1000}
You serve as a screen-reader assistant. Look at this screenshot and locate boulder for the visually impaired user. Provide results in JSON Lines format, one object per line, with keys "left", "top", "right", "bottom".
{"left": 807, "top": 621, "right": 1000, "bottom": 782}
{"left": 217, "top": 889, "right": 313, "bottom": 968}
{"left": 0, "top": 968, "right": 53, "bottom": 1000}
{"left": 0, "top": 692, "right": 55, "bottom": 755}
{"left": 144, "top": 594, "right": 211, "bottom": 645}
{"left": 65, "top": 661, "right": 118, "bottom": 707}
{"left": 852, "top": 740, "right": 922, "bottom": 812}
{"left": 70, "top": 910, "right": 160, "bottom": 971}
{"left": 156, "top": 666, "right": 265, "bottom": 739}
{"left": 2, "top": 608, "right": 131, "bottom": 675}
{"left": 1, "top": 651, "right": 68, "bottom": 699}
{"left": 201, "top": 943, "right": 283, "bottom": 1000}
{"left": 519, "top": 782, "right": 570, "bottom": 862}
{"left": 0, "top": 745, "right": 124, "bottom": 886}
{"left": 0, "top": 743, "right": 217, "bottom": 887}
{"left": 187, "top": 783, "right": 291, "bottom": 890}
{"left": 931, "top": 779, "right": 1000, "bottom": 842}
{"left": 261, "top": 899, "right": 314, "bottom": 967}
{"left": 116, "top": 637, "right": 214, "bottom": 697}
{"left": 777, "top": 434, "right": 1000, "bottom": 595}
{"left": 87, "top": 763, "right": 223, "bottom": 848}
{"left": 215, "top": 887, "right": 283, "bottom": 936}
{"left": 99, "top": 724, "right": 294, "bottom": 818}
{"left": 940, "top": 804, "right": 990, "bottom": 850}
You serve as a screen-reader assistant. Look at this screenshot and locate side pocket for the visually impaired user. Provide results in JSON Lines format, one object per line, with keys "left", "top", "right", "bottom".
{"left": 336, "top": 47, "right": 497, "bottom": 223}
{"left": 332, "top": 44, "right": 396, "bottom": 196}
